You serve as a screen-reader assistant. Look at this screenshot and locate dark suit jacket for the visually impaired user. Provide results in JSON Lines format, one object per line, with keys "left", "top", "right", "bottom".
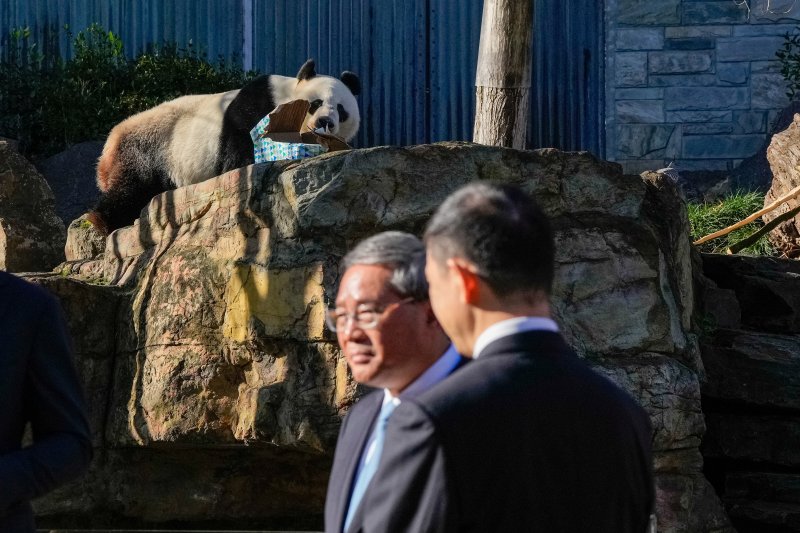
{"left": 362, "top": 330, "right": 654, "bottom": 533}
{"left": 0, "top": 271, "right": 92, "bottom": 532}
{"left": 325, "top": 356, "right": 470, "bottom": 533}
{"left": 325, "top": 389, "right": 384, "bottom": 533}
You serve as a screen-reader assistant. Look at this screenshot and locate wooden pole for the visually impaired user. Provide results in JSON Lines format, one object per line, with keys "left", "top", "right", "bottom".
{"left": 473, "top": 0, "right": 534, "bottom": 149}
{"left": 726, "top": 204, "right": 800, "bottom": 254}
{"left": 693, "top": 183, "right": 800, "bottom": 246}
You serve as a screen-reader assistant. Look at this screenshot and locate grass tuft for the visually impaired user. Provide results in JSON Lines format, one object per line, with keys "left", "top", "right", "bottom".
{"left": 687, "top": 190, "right": 776, "bottom": 256}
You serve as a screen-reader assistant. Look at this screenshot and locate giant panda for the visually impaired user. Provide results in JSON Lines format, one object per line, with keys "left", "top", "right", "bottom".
{"left": 88, "top": 59, "right": 360, "bottom": 234}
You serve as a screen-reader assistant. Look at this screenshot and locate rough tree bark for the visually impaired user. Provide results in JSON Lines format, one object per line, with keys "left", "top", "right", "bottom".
{"left": 472, "top": 0, "right": 534, "bottom": 149}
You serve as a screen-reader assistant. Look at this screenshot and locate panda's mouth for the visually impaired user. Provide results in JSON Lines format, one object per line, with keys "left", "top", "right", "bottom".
{"left": 311, "top": 116, "right": 336, "bottom": 135}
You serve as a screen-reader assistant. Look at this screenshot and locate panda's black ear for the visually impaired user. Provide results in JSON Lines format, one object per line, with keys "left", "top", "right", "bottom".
{"left": 340, "top": 71, "right": 361, "bottom": 96}
{"left": 297, "top": 59, "right": 317, "bottom": 80}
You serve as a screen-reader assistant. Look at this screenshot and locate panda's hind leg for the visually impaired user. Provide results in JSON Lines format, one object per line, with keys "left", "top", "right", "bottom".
{"left": 88, "top": 171, "right": 170, "bottom": 235}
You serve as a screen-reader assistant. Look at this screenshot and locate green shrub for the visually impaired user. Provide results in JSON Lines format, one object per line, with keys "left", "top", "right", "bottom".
{"left": 687, "top": 190, "right": 776, "bottom": 256}
{"left": 0, "top": 24, "right": 258, "bottom": 159}
{"left": 778, "top": 29, "right": 800, "bottom": 100}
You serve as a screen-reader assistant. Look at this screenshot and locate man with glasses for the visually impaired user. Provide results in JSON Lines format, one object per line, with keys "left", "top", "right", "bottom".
{"left": 323, "top": 231, "right": 465, "bottom": 533}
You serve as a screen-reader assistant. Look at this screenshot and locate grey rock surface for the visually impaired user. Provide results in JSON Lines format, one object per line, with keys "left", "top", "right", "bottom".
{"left": 765, "top": 113, "right": 800, "bottom": 257}
{"left": 0, "top": 141, "right": 66, "bottom": 272}
{"left": 702, "top": 328, "right": 800, "bottom": 410}
{"left": 701, "top": 254, "right": 800, "bottom": 334}
{"left": 65, "top": 213, "right": 106, "bottom": 262}
{"left": 698, "top": 253, "right": 800, "bottom": 531}
{"left": 35, "top": 141, "right": 103, "bottom": 225}
{"left": 26, "top": 142, "right": 728, "bottom": 531}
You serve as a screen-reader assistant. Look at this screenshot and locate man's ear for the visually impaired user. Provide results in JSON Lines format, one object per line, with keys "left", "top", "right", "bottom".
{"left": 448, "top": 258, "right": 481, "bottom": 305}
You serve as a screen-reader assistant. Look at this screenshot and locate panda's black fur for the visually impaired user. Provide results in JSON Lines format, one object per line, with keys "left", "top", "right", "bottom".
{"left": 89, "top": 59, "right": 360, "bottom": 234}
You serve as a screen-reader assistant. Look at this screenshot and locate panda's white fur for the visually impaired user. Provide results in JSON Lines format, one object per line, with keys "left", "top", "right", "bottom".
{"left": 96, "top": 92, "right": 236, "bottom": 192}
{"left": 90, "top": 59, "right": 360, "bottom": 234}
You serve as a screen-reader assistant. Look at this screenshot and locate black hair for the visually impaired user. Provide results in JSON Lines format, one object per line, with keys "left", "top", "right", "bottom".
{"left": 424, "top": 182, "right": 554, "bottom": 297}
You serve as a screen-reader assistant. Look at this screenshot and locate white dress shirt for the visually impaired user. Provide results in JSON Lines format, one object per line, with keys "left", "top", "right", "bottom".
{"left": 472, "top": 316, "right": 559, "bottom": 359}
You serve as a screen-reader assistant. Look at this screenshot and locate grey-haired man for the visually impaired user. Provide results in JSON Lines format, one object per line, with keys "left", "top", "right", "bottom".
{"left": 323, "top": 231, "right": 466, "bottom": 533}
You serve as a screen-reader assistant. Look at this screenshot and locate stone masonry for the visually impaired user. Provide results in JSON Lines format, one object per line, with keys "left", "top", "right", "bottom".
{"left": 605, "top": 0, "right": 796, "bottom": 174}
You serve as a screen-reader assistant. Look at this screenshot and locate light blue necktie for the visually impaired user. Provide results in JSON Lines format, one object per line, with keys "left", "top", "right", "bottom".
{"left": 343, "top": 399, "right": 397, "bottom": 532}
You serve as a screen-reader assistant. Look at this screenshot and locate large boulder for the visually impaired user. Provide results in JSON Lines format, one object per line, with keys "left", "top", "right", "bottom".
{"left": 701, "top": 254, "right": 800, "bottom": 334}
{"left": 0, "top": 141, "right": 66, "bottom": 272}
{"left": 764, "top": 113, "right": 800, "bottom": 257}
{"left": 698, "top": 253, "right": 800, "bottom": 531}
{"left": 35, "top": 140, "right": 103, "bottom": 225}
{"left": 30, "top": 142, "right": 731, "bottom": 531}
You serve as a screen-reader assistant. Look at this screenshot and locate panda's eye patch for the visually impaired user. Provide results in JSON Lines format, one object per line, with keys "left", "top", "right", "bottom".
{"left": 338, "top": 104, "right": 349, "bottom": 123}
{"left": 309, "top": 99, "right": 323, "bottom": 113}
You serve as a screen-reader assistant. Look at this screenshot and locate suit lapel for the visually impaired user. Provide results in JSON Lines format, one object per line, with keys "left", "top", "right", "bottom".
{"left": 336, "top": 392, "right": 383, "bottom": 533}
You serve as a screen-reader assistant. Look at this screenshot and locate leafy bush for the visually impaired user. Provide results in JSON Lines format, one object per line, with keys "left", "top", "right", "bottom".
{"left": 0, "top": 24, "right": 258, "bottom": 159}
{"left": 687, "top": 190, "right": 776, "bottom": 256}
{"left": 777, "top": 29, "right": 800, "bottom": 100}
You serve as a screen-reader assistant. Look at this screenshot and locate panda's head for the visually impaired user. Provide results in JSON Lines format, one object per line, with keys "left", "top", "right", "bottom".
{"left": 292, "top": 59, "right": 361, "bottom": 142}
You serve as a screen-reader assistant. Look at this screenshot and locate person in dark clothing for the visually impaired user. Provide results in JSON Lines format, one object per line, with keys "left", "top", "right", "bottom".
{"left": 0, "top": 271, "right": 92, "bottom": 532}
{"left": 324, "top": 232, "right": 467, "bottom": 533}
{"left": 362, "top": 182, "right": 655, "bottom": 533}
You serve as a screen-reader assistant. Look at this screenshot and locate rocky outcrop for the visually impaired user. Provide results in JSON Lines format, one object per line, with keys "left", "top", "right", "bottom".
{"left": 764, "top": 113, "right": 800, "bottom": 258}
{"left": 35, "top": 140, "right": 103, "bottom": 226}
{"left": 701, "top": 254, "right": 800, "bottom": 334}
{"left": 699, "top": 253, "right": 800, "bottom": 531}
{"left": 32, "top": 142, "right": 730, "bottom": 531}
{"left": 0, "top": 141, "right": 66, "bottom": 272}
{"left": 64, "top": 215, "right": 104, "bottom": 262}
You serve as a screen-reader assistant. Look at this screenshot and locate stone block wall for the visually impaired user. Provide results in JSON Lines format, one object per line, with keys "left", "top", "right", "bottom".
{"left": 605, "top": 0, "right": 796, "bottom": 174}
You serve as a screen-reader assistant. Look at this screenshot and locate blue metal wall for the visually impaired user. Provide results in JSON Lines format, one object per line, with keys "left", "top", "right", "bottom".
{"left": 0, "top": 0, "right": 603, "bottom": 155}
{"left": 531, "top": 0, "right": 604, "bottom": 155}
{"left": 0, "top": 1, "right": 243, "bottom": 64}
{"left": 251, "top": 0, "right": 483, "bottom": 148}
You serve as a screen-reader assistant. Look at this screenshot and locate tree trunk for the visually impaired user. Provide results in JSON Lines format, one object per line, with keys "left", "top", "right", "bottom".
{"left": 473, "top": 0, "right": 534, "bottom": 149}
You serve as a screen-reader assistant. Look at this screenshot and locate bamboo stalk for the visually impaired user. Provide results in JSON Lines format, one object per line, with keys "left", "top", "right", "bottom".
{"left": 726, "top": 204, "right": 800, "bottom": 254}
{"left": 693, "top": 182, "right": 800, "bottom": 246}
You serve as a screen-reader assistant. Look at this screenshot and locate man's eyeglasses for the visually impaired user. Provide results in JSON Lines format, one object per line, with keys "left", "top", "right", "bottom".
{"left": 325, "top": 297, "right": 417, "bottom": 332}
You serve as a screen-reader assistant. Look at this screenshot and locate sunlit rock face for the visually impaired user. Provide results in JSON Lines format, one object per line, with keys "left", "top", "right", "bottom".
{"left": 30, "top": 142, "right": 730, "bottom": 531}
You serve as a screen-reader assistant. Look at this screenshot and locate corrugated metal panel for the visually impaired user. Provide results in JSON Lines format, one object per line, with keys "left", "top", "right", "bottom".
{"left": 0, "top": 0, "right": 603, "bottom": 154}
{"left": 429, "top": 0, "right": 483, "bottom": 143}
{"left": 530, "top": 0, "right": 603, "bottom": 154}
{"left": 251, "top": 0, "right": 600, "bottom": 152}
{"left": 251, "top": 0, "right": 482, "bottom": 149}
{"left": 252, "top": 0, "right": 429, "bottom": 149}
{"left": 254, "top": 0, "right": 367, "bottom": 148}
{"left": 0, "top": 0, "right": 244, "bottom": 64}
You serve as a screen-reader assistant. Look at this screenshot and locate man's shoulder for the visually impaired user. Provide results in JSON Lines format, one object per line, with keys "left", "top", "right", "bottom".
{"left": 424, "top": 331, "right": 571, "bottom": 394}
{"left": 0, "top": 272, "right": 56, "bottom": 324}
{"left": 406, "top": 348, "right": 530, "bottom": 418}
{"left": 410, "top": 332, "right": 647, "bottom": 424}
{"left": 0, "top": 271, "right": 52, "bottom": 302}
